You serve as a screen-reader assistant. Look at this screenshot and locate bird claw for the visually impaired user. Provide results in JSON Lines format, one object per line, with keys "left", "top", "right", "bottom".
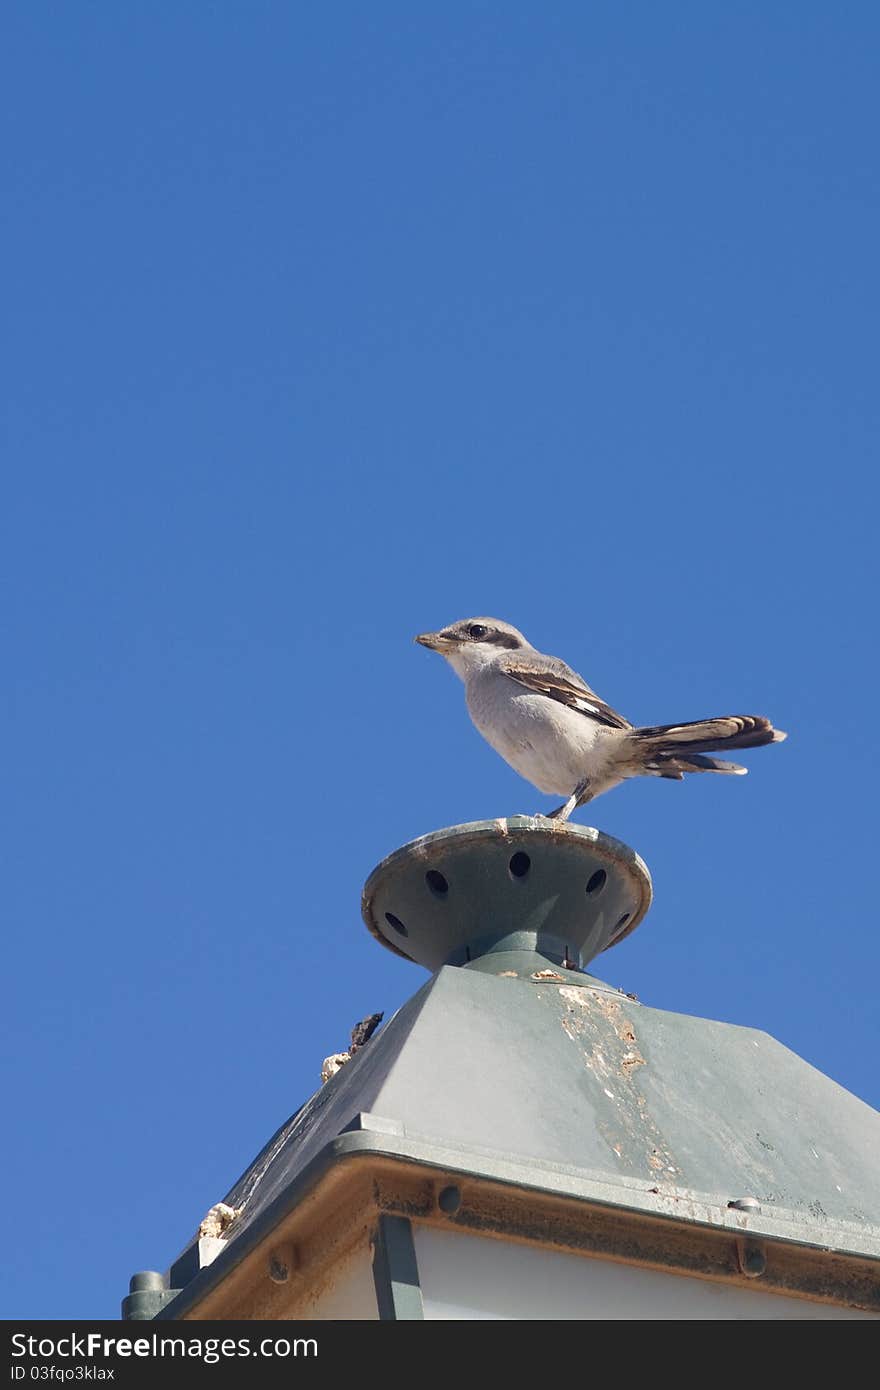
{"left": 548, "top": 777, "right": 592, "bottom": 823}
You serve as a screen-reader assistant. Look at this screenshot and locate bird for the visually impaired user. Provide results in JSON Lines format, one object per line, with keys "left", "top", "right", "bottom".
{"left": 415, "top": 617, "right": 786, "bottom": 821}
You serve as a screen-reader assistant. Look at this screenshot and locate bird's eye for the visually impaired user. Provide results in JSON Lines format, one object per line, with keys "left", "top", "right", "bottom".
{"left": 468, "top": 623, "right": 489, "bottom": 639}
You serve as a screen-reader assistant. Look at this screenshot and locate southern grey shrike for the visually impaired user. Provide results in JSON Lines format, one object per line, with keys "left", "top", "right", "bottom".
{"left": 415, "top": 617, "right": 786, "bottom": 821}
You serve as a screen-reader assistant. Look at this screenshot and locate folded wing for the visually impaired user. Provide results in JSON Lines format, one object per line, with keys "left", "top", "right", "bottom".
{"left": 499, "top": 654, "right": 632, "bottom": 731}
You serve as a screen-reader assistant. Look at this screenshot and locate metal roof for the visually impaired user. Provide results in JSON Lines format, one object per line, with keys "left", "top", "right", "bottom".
{"left": 174, "top": 961, "right": 880, "bottom": 1265}
{"left": 157, "top": 820, "right": 880, "bottom": 1307}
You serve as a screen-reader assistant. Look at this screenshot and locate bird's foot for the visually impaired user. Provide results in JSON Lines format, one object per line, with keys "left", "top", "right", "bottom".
{"left": 545, "top": 777, "right": 591, "bottom": 823}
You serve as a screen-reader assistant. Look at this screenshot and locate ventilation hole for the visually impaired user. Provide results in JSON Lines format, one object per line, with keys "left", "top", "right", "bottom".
{"left": 614, "top": 911, "right": 631, "bottom": 933}
{"left": 509, "top": 851, "right": 531, "bottom": 879}
{"left": 586, "top": 869, "right": 607, "bottom": 896}
{"left": 425, "top": 869, "right": 448, "bottom": 896}
{"left": 384, "top": 911, "right": 408, "bottom": 937}
{"left": 438, "top": 1185, "right": 462, "bottom": 1214}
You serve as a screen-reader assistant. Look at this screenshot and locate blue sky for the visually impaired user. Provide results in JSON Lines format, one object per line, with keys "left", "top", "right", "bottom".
{"left": 3, "top": 4, "right": 878, "bottom": 1319}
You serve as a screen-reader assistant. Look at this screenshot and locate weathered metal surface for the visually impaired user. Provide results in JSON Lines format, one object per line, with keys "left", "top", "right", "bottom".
{"left": 361, "top": 817, "right": 653, "bottom": 972}
{"left": 158, "top": 962, "right": 880, "bottom": 1311}
{"left": 154, "top": 1141, "right": 880, "bottom": 1319}
{"left": 139, "top": 821, "right": 880, "bottom": 1319}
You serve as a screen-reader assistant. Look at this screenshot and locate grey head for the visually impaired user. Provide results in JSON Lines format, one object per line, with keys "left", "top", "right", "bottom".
{"left": 414, "top": 617, "right": 529, "bottom": 655}
{"left": 414, "top": 617, "right": 532, "bottom": 682}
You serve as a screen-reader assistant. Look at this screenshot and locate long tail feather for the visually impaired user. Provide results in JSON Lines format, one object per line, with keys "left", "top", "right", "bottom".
{"left": 632, "top": 715, "right": 786, "bottom": 758}
{"left": 630, "top": 714, "right": 786, "bottom": 781}
{"left": 651, "top": 751, "right": 748, "bottom": 776}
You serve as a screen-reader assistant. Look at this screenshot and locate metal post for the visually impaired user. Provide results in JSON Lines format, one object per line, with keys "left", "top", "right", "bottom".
{"left": 371, "top": 1215, "right": 424, "bottom": 1320}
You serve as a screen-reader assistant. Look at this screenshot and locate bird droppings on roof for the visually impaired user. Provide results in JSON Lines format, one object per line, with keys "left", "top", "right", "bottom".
{"left": 558, "top": 984, "right": 677, "bottom": 1180}
{"left": 320, "top": 1052, "right": 351, "bottom": 1083}
{"left": 198, "top": 1202, "right": 239, "bottom": 1239}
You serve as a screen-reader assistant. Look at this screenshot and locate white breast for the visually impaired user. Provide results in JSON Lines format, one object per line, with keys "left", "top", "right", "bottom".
{"left": 465, "top": 668, "right": 610, "bottom": 797}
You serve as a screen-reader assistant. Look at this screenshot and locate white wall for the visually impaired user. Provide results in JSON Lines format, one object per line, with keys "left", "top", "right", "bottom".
{"left": 413, "top": 1226, "right": 875, "bottom": 1320}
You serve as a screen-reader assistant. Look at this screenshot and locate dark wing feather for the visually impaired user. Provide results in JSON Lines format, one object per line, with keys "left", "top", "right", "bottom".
{"left": 499, "top": 654, "right": 632, "bottom": 730}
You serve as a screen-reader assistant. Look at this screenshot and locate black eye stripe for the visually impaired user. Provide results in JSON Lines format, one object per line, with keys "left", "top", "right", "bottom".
{"left": 463, "top": 626, "right": 522, "bottom": 649}
{"left": 443, "top": 623, "right": 522, "bottom": 649}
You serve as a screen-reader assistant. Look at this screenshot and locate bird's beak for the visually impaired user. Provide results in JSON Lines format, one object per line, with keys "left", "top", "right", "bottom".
{"left": 414, "top": 631, "right": 452, "bottom": 652}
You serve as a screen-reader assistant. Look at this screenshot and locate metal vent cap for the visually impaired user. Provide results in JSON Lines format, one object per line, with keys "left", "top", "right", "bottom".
{"left": 361, "top": 817, "right": 652, "bottom": 974}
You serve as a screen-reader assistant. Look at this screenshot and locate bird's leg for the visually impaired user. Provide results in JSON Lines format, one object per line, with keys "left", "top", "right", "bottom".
{"left": 545, "top": 776, "right": 591, "bottom": 822}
